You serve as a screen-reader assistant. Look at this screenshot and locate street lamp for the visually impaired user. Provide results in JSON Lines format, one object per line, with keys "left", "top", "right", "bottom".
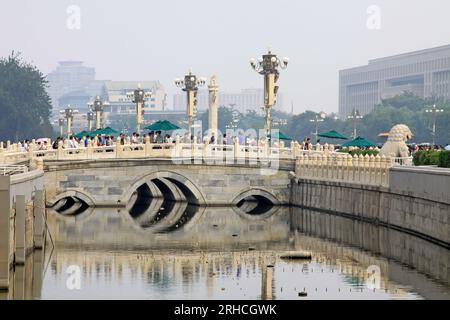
{"left": 175, "top": 69, "right": 206, "bottom": 139}
{"left": 309, "top": 114, "right": 325, "bottom": 142}
{"left": 58, "top": 118, "right": 65, "bottom": 137}
{"left": 425, "top": 104, "right": 444, "bottom": 146}
{"left": 88, "top": 96, "right": 109, "bottom": 130}
{"left": 347, "top": 109, "right": 363, "bottom": 139}
{"left": 59, "top": 106, "right": 78, "bottom": 137}
{"left": 272, "top": 118, "right": 288, "bottom": 127}
{"left": 226, "top": 109, "right": 240, "bottom": 130}
{"left": 250, "top": 48, "right": 289, "bottom": 141}
{"left": 126, "top": 84, "right": 152, "bottom": 135}
{"left": 87, "top": 112, "right": 94, "bottom": 132}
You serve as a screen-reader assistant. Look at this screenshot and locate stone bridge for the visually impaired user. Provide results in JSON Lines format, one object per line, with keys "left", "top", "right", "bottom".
{"left": 44, "top": 158, "right": 295, "bottom": 208}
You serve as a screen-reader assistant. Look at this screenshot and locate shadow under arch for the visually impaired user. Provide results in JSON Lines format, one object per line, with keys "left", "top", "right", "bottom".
{"left": 122, "top": 170, "right": 206, "bottom": 206}
{"left": 47, "top": 189, "right": 96, "bottom": 208}
{"left": 231, "top": 187, "right": 281, "bottom": 219}
{"left": 231, "top": 187, "right": 280, "bottom": 206}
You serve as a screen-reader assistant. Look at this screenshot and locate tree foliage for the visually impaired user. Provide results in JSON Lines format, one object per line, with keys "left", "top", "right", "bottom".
{"left": 0, "top": 52, "right": 54, "bottom": 141}
{"left": 282, "top": 92, "right": 450, "bottom": 145}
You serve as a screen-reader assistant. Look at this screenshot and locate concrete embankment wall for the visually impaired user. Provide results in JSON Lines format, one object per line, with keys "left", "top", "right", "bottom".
{"left": 290, "top": 167, "right": 450, "bottom": 248}
{"left": 0, "top": 170, "right": 45, "bottom": 290}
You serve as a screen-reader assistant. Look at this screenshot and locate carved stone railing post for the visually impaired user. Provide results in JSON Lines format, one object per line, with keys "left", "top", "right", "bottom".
{"left": 346, "top": 154, "right": 353, "bottom": 182}
{"left": 87, "top": 140, "right": 93, "bottom": 159}
{"left": 116, "top": 138, "right": 123, "bottom": 159}
{"left": 144, "top": 135, "right": 151, "bottom": 157}
{"left": 374, "top": 155, "right": 381, "bottom": 185}
{"left": 175, "top": 135, "right": 181, "bottom": 158}
{"left": 0, "top": 148, "right": 4, "bottom": 165}
{"left": 369, "top": 155, "right": 375, "bottom": 184}
{"left": 28, "top": 142, "right": 35, "bottom": 166}
{"left": 233, "top": 138, "right": 239, "bottom": 162}
{"left": 57, "top": 140, "right": 63, "bottom": 160}
{"left": 355, "top": 154, "right": 361, "bottom": 183}
{"left": 326, "top": 154, "right": 331, "bottom": 180}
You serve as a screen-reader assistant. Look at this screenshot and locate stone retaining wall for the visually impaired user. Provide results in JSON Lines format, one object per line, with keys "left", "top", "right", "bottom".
{"left": 0, "top": 170, "right": 45, "bottom": 290}
{"left": 290, "top": 169, "right": 450, "bottom": 248}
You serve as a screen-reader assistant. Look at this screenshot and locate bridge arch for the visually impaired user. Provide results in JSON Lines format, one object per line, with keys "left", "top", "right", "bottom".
{"left": 47, "top": 189, "right": 96, "bottom": 208}
{"left": 231, "top": 187, "right": 280, "bottom": 206}
{"left": 122, "top": 170, "right": 206, "bottom": 206}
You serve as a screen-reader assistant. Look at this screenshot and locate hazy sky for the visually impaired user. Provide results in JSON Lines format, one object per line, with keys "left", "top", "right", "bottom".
{"left": 1, "top": 0, "right": 450, "bottom": 113}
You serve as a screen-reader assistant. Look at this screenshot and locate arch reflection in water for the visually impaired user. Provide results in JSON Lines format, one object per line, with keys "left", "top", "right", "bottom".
{"left": 47, "top": 205, "right": 290, "bottom": 251}
{"left": 40, "top": 206, "right": 450, "bottom": 300}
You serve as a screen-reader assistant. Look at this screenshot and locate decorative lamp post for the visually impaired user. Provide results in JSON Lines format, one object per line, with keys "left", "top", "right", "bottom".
{"left": 425, "top": 104, "right": 444, "bottom": 146}
{"left": 58, "top": 118, "right": 65, "bottom": 137}
{"left": 309, "top": 114, "right": 325, "bottom": 142}
{"left": 88, "top": 96, "right": 109, "bottom": 130}
{"left": 226, "top": 109, "right": 240, "bottom": 130}
{"left": 175, "top": 70, "right": 206, "bottom": 139}
{"left": 60, "top": 106, "right": 78, "bottom": 137}
{"left": 347, "top": 109, "right": 363, "bottom": 139}
{"left": 126, "top": 84, "right": 152, "bottom": 135}
{"left": 250, "top": 48, "right": 289, "bottom": 141}
{"left": 87, "top": 111, "right": 94, "bottom": 132}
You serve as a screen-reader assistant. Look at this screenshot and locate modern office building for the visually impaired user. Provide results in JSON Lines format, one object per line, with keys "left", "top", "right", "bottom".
{"left": 173, "top": 88, "right": 284, "bottom": 114}
{"left": 339, "top": 44, "right": 450, "bottom": 117}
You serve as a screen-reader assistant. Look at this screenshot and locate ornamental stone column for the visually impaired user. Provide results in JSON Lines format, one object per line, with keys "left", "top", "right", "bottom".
{"left": 208, "top": 75, "right": 219, "bottom": 139}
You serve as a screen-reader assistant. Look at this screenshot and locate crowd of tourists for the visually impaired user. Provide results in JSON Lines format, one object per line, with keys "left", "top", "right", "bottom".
{"left": 3, "top": 134, "right": 448, "bottom": 153}
{"left": 0, "top": 131, "right": 278, "bottom": 152}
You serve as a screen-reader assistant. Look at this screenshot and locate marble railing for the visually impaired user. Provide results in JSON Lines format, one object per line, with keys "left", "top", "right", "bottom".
{"left": 0, "top": 140, "right": 332, "bottom": 165}
{"left": 295, "top": 153, "right": 393, "bottom": 187}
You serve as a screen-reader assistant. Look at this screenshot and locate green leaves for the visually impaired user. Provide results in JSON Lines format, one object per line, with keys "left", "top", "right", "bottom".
{"left": 0, "top": 52, "right": 54, "bottom": 141}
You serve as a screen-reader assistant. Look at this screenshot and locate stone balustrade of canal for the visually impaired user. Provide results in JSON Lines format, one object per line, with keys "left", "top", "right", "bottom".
{"left": 294, "top": 153, "right": 393, "bottom": 187}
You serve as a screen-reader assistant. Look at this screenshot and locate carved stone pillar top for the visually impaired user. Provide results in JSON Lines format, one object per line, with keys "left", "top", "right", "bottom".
{"left": 208, "top": 75, "right": 219, "bottom": 91}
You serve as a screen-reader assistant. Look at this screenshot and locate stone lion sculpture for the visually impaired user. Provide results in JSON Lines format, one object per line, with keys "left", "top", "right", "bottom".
{"left": 379, "top": 124, "right": 413, "bottom": 158}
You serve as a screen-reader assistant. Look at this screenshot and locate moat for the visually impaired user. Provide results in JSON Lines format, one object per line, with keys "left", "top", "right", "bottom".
{"left": 2, "top": 205, "right": 449, "bottom": 300}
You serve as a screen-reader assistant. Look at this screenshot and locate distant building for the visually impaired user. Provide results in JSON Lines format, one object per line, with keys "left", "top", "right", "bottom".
{"left": 46, "top": 61, "right": 96, "bottom": 113}
{"left": 173, "top": 88, "right": 284, "bottom": 114}
{"left": 339, "top": 44, "right": 450, "bottom": 117}
{"left": 102, "top": 81, "right": 166, "bottom": 115}
{"left": 47, "top": 61, "right": 167, "bottom": 123}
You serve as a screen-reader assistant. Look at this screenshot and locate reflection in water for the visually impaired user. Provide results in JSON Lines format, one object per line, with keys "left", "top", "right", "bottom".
{"left": 3, "top": 206, "right": 449, "bottom": 300}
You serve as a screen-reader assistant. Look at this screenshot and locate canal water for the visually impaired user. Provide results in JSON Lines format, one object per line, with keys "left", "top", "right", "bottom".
{"left": 3, "top": 205, "right": 449, "bottom": 300}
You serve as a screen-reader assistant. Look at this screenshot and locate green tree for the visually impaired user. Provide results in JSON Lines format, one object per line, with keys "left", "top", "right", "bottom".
{"left": 0, "top": 52, "right": 54, "bottom": 141}
{"left": 379, "top": 91, "right": 426, "bottom": 112}
{"left": 199, "top": 106, "right": 237, "bottom": 133}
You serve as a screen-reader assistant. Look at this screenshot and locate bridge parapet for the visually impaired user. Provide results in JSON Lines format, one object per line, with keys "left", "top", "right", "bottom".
{"left": 1, "top": 140, "right": 331, "bottom": 165}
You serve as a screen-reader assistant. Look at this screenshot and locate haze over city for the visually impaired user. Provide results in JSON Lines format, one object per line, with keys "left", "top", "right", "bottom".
{"left": 1, "top": 0, "right": 450, "bottom": 113}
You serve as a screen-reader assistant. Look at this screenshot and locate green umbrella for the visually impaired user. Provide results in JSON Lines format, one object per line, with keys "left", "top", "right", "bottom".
{"left": 144, "top": 120, "right": 180, "bottom": 131}
{"left": 73, "top": 130, "right": 90, "bottom": 139}
{"left": 90, "top": 127, "right": 119, "bottom": 136}
{"left": 100, "top": 127, "right": 119, "bottom": 135}
{"left": 317, "top": 130, "right": 349, "bottom": 140}
{"left": 267, "top": 131, "right": 292, "bottom": 141}
{"left": 341, "top": 136, "right": 376, "bottom": 148}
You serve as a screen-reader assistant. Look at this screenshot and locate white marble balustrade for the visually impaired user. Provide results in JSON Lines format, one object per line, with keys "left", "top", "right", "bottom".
{"left": 295, "top": 153, "right": 392, "bottom": 187}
